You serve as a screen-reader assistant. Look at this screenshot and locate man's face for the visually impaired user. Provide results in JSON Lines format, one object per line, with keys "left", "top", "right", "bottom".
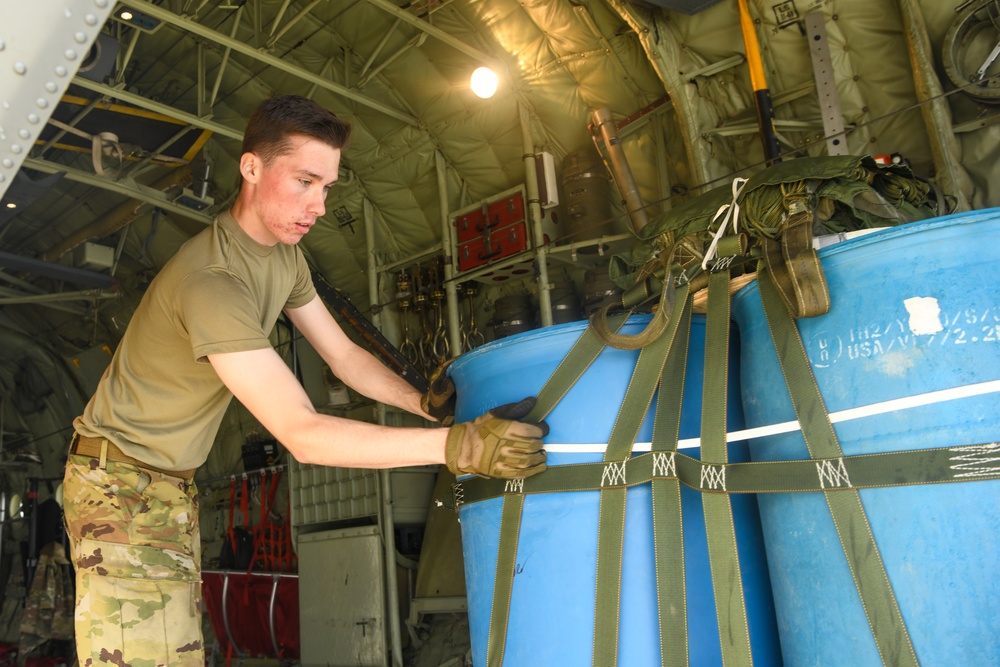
{"left": 242, "top": 134, "right": 341, "bottom": 246}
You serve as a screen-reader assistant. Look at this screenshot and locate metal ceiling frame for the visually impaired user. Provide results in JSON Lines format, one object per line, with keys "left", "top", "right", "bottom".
{"left": 36, "top": 0, "right": 507, "bottom": 237}
{"left": 358, "top": 33, "right": 428, "bottom": 89}
{"left": 23, "top": 157, "right": 213, "bottom": 226}
{"left": 121, "top": 0, "right": 504, "bottom": 120}
{"left": 0, "top": 286, "right": 111, "bottom": 315}
{"left": 0, "top": 288, "right": 118, "bottom": 305}
{"left": 71, "top": 77, "right": 245, "bottom": 141}
{"left": 4, "top": 0, "right": 505, "bottom": 315}
{"left": 123, "top": 0, "right": 420, "bottom": 126}
{"left": 360, "top": 0, "right": 497, "bottom": 66}
{"left": 265, "top": 0, "right": 324, "bottom": 50}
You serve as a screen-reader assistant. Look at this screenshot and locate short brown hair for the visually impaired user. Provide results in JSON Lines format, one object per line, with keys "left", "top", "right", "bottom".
{"left": 242, "top": 95, "right": 352, "bottom": 164}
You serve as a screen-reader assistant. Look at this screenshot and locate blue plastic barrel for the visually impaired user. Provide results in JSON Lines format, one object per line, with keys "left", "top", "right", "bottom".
{"left": 731, "top": 209, "right": 1000, "bottom": 666}
{"left": 451, "top": 315, "right": 781, "bottom": 666}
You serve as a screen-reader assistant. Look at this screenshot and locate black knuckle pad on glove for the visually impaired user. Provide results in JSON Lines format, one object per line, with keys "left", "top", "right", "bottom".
{"left": 489, "top": 396, "right": 549, "bottom": 437}
{"left": 489, "top": 396, "right": 536, "bottom": 421}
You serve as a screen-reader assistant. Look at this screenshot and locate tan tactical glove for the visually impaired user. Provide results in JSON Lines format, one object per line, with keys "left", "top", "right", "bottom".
{"left": 422, "top": 360, "right": 456, "bottom": 426}
{"left": 446, "top": 397, "right": 548, "bottom": 479}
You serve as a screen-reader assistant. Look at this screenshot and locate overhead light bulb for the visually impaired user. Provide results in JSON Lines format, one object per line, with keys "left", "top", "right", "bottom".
{"left": 120, "top": 10, "right": 134, "bottom": 20}
{"left": 4, "top": 202, "right": 16, "bottom": 209}
{"left": 471, "top": 67, "right": 498, "bottom": 99}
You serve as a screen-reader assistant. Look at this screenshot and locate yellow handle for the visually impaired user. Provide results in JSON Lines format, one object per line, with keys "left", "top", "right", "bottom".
{"left": 737, "top": 0, "right": 768, "bottom": 92}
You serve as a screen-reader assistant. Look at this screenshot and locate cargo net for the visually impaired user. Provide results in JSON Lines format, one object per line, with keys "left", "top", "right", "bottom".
{"left": 451, "top": 158, "right": 1000, "bottom": 667}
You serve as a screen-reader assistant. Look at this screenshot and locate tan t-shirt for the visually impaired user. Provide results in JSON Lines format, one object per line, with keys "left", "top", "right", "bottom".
{"left": 74, "top": 211, "right": 317, "bottom": 471}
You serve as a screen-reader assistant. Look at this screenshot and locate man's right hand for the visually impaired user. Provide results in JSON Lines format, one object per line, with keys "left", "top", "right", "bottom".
{"left": 445, "top": 397, "right": 547, "bottom": 479}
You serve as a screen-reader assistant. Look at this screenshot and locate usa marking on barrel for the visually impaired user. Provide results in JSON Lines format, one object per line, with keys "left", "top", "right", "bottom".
{"left": 808, "top": 303, "right": 1000, "bottom": 368}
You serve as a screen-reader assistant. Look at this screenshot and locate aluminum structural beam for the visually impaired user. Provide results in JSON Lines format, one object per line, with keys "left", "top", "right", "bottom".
{"left": 71, "top": 77, "right": 244, "bottom": 141}
{"left": 361, "top": 0, "right": 498, "bottom": 66}
{"left": 0, "top": 251, "right": 114, "bottom": 289}
{"left": 0, "top": 285, "right": 91, "bottom": 315}
{"left": 23, "top": 157, "right": 214, "bottom": 226}
{"left": 122, "top": 0, "right": 419, "bottom": 126}
{"left": 0, "top": 0, "right": 117, "bottom": 202}
{"left": 208, "top": 5, "right": 245, "bottom": 108}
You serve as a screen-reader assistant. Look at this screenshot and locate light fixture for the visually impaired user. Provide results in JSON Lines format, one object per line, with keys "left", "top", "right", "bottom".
{"left": 4, "top": 203, "right": 15, "bottom": 209}
{"left": 112, "top": 7, "right": 162, "bottom": 33}
{"left": 471, "top": 67, "right": 499, "bottom": 99}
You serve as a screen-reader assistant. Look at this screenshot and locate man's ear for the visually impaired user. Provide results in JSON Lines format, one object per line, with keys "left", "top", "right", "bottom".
{"left": 240, "top": 153, "right": 260, "bottom": 184}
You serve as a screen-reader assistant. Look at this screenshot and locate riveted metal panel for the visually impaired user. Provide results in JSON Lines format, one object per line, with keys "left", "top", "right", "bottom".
{"left": 0, "top": 0, "right": 115, "bottom": 200}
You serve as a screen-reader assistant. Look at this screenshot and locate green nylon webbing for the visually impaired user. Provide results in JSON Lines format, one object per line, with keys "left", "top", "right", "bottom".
{"left": 756, "top": 267, "right": 920, "bottom": 667}
{"left": 593, "top": 284, "right": 691, "bottom": 667}
{"left": 594, "top": 486, "right": 628, "bottom": 665}
{"left": 525, "top": 312, "right": 630, "bottom": 424}
{"left": 464, "top": 262, "right": 1000, "bottom": 666}
{"left": 700, "top": 270, "right": 753, "bottom": 667}
{"left": 454, "top": 440, "right": 1000, "bottom": 503}
{"left": 485, "top": 493, "right": 523, "bottom": 667}
{"left": 590, "top": 284, "right": 670, "bottom": 350}
{"left": 650, "top": 296, "right": 692, "bottom": 667}
{"left": 486, "top": 313, "right": 629, "bottom": 667}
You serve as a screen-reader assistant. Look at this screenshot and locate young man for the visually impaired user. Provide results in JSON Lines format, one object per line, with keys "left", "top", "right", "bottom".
{"left": 61, "top": 95, "right": 546, "bottom": 666}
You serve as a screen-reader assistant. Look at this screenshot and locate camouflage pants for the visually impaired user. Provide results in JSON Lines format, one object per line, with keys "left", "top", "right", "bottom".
{"left": 63, "top": 453, "right": 204, "bottom": 667}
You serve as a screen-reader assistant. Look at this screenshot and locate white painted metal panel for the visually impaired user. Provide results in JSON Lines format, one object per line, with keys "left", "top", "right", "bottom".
{"left": 299, "top": 525, "right": 387, "bottom": 667}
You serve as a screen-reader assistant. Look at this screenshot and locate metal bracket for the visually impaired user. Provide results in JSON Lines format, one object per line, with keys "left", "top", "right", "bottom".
{"left": 805, "top": 13, "right": 849, "bottom": 156}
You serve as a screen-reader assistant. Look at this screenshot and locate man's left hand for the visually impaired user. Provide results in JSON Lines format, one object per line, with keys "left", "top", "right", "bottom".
{"left": 422, "top": 360, "right": 456, "bottom": 425}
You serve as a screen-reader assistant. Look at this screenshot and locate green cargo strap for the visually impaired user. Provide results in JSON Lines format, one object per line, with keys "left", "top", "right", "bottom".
{"left": 486, "top": 313, "right": 629, "bottom": 667}
{"left": 761, "top": 184, "right": 830, "bottom": 319}
{"left": 524, "top": 311, "right": 630, "bottom": 425}
{"left": 757, "top": 267, "right": 919, "bottom": 667}
{"left": 607, "top": 157, "right": 934, "bottom": 317}
{"left": 593, "top": 284, "right": 691, "bottom": 667}
{"left": 651, "top": 296, "right": 692, "bottom": 666}
{"left": 590, "top": 285, "right": 669, "bottom": 350}
{"left": 485, "top": 492, "right": 524, "bottom": 667}
{"left": 700, "top": 270, "right": 753, "bottom": 667}
{"left": 455, "top": 439, "right": 1000, "bottom": 503}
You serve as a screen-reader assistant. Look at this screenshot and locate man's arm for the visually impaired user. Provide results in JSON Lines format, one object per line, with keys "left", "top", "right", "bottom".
{"left": 208, "top": 347, "right": 547, "bottom": 478}
{"left": 208, "top": 347, "right": 446, "bottom": 468}
{"left": 284, "top": 295, "right": 432, "bottom": 419}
